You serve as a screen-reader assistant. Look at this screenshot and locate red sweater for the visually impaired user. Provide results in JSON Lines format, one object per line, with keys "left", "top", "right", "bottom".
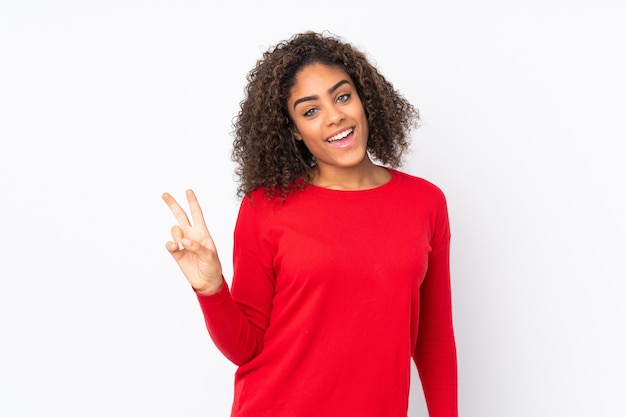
{"left": 197, "top": 169, "right": 458, "bottom": 416}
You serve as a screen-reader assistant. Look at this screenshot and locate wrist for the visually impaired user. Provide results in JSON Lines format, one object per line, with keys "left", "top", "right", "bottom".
{"left": 194, "top": 278, "right": 224, "bottom": 296}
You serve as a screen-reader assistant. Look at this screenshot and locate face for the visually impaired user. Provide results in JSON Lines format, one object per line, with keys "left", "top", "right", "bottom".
{"left": 287, "top": 63, "right": 370, "bottom": 176}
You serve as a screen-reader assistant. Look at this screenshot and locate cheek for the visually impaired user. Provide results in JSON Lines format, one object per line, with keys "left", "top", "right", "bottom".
{"left": 295, "top": 121, "right": 320, "bottom": 141}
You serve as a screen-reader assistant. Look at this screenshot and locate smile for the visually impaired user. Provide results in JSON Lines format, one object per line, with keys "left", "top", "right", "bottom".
{"left": 326, "top": 128, "right": 354, "bottom": 142}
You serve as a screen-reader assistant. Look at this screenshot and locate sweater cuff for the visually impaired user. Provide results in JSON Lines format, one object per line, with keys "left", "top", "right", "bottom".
{"left": 194, "top": 279, "right": 230, "bottom": 305}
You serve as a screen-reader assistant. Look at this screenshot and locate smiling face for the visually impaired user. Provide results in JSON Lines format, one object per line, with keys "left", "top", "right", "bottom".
{"left": 287, "top": 63, "right": 371, "bottom": 181}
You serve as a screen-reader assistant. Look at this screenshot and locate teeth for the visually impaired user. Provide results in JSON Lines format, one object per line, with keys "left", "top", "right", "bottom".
{"left": 328, "top": 128, "right": 353, "bottom": 142}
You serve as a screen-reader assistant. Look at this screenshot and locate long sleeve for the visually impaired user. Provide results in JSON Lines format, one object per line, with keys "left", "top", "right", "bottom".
{"left": 413, "top": 195, "right": 458, "bottom": 416}
{"left": 196, "top": 194, "right": 276, "bottom": 366}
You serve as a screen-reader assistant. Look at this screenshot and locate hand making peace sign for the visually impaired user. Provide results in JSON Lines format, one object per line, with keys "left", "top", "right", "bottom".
{"left": 162, "top": 189, "right": 224, "bottom": 295}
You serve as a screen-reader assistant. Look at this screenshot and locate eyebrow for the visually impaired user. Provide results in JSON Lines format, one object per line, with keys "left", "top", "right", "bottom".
{"left": 292, "top": 80, "right": 351, "bottom": 110}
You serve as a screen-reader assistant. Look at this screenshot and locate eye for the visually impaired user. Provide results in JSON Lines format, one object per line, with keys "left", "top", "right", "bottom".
{"left": 337, "top": 93, "right": 350, "bottom": 103}
{"left": 304, "top": 108, "right": 318, "bottom": 117}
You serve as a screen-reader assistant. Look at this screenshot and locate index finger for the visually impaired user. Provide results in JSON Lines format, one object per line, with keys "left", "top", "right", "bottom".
{"left": 162, "top": 192, "right": 191, "bottom": 228}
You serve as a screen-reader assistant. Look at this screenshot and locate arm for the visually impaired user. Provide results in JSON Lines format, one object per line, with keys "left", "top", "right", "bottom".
{"left": 413, "top": 197, "right": 458, "bottom": 417}
{"left": 197, "top": 194, "right": 276, "bottom": 365}
{"left": 163, "top": 190, "right": 273, "bottom": 366}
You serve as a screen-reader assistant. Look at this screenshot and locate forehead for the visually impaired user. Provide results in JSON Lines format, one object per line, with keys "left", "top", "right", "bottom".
{"left": 290, "top": 63, "right": 352, "bottom": 94}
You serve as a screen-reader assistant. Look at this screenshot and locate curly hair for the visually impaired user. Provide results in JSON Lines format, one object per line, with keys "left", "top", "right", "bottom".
{"left": 232, "top": 31, "right": 419, "bottom": 199}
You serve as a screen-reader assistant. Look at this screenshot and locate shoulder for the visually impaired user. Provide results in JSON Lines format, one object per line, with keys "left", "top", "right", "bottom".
{"left": 234, "top": 188, "right": 277, "bottom": 238}
{"left": 238, "top": 186, "right": 292, "bottom": 219}
{"left": 239, "top": 187, "right": 274, "bottom": 213}
{"left": 390, "top": 169, "right": 447, "bottom": 204}
{"left": 235, "top": 185, "right": 315, "bottom": 239}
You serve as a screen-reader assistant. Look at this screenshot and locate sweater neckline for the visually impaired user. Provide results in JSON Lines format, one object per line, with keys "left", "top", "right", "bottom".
{"left": 304, "top": 168, "right": 400, "bottom": 198}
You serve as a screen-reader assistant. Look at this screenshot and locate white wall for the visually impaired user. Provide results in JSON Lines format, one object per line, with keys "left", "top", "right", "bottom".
{"left": 1, "top": 1, "right": 624, "bottom": 416}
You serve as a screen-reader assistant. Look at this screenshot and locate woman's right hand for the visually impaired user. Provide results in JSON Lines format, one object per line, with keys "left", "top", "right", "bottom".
{"left": 162, "top": 189, "right": 224, "bottom": 295}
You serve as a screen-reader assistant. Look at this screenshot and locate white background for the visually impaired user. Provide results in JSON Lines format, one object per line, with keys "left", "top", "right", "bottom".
{"left": 1, "top": 1, "right": 625, "bottom": 416}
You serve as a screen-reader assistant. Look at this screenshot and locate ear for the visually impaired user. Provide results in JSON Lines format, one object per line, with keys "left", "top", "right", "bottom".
{"left": 291, "top": 127, "right": 303, "bottom": 141}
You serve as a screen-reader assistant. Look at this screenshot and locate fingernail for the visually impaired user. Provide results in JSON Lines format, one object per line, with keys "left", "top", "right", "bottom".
{"left": 182, "top": 238, "right": 191, "bottom": 247}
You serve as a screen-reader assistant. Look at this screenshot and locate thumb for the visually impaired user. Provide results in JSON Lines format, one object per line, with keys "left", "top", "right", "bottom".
{"left": 181, "top": 237, "right": 200, "bottom": 253}
{"left": 180, "top": 237, "right": 223, "bottom": 286}
{"left": 181, "top": 237, "right": 216, "bottom": 261}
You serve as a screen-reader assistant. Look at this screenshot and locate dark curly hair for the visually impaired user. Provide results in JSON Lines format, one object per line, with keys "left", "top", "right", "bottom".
{"left": 232, "top": 31, "right": 419, "bottom": 199}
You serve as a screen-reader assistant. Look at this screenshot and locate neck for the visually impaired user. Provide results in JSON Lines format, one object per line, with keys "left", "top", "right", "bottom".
{"left": 311, "top": 158, "right": 391, "bottom": 191}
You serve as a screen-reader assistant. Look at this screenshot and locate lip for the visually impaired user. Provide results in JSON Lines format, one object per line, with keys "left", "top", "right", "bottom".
{"left": 326, "top": 129, "right": 356, "bottom": 149}
{"left": 326, "top": 127, "right": 356, "bottom": 149}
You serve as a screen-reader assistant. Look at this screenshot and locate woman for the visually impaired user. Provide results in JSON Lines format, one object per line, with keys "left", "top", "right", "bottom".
{"left": 163, "top": 31, "right": 458, "bottom": 417}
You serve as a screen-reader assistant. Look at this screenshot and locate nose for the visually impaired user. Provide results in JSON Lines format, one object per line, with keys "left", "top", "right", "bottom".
{"left": 326, "top": 105, "right": 345, "bottom": 125}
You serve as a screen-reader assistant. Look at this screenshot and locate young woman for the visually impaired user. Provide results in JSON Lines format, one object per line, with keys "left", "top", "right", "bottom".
{"left": 163, "top": 31, "right": 458, "bottom": 417}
